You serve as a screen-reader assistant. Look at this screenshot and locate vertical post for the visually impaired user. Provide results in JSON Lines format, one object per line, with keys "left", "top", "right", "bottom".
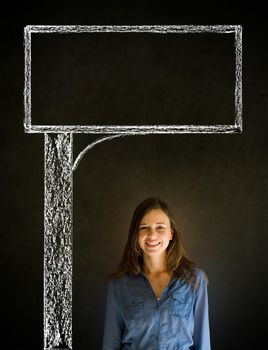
{"left": 44, "top": 133, "right": 73, "bottom": 350}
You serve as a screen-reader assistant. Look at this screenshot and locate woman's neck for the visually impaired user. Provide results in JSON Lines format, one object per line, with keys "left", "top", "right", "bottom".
{"left": 143, "top": 253, "right": 169, "bottom": 276}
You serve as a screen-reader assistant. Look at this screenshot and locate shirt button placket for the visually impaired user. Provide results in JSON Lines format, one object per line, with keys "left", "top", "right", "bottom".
{"left": 154, "top": 301, "right": 160, "bottom": 350}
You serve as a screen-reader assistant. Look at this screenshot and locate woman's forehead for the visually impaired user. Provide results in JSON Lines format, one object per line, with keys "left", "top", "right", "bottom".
{"left": 140, "top": 208, "right": 170, "bottom": 223}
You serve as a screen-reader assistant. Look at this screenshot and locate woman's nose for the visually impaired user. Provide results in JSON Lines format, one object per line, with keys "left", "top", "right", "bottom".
{"left": 147, "top": 228, "right": 158, "bottom": 238}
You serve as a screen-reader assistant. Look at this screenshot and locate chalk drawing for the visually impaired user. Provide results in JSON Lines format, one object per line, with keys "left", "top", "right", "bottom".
{"left": 24, "top": 25, "right": 243, "bottom": 350}
{"left": 44, "top": 133, "right": 73, "bottom": 349}
{"left": 72, "top": 134, "right": 129, "bottom": 172}
{"left": 24, "top": 24, "right": 242, "bottom": 134}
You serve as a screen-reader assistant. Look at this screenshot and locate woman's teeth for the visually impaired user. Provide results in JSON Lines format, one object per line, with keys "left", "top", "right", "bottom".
{"left": 146, "top": 242, "right": 160, "bottom": 246}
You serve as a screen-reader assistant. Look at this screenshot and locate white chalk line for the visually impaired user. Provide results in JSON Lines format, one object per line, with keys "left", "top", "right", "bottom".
{"left": 26, "top": 124, "right": 242, "bottom": 134}
{"left": 25, "top": 24, "right": 240, "bottom": 34}
{"left": 72, "top": 134, "right": 131, "bottom": 171}
{"left": 235, "top": 25, "right": 242, "bottom": 129}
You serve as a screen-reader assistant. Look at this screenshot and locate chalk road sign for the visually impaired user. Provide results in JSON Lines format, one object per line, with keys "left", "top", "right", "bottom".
{"left": 24, "top": 25, "right": 242, "bottom": 350}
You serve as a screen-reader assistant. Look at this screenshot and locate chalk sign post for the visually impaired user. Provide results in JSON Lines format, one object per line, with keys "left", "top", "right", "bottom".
{"left": 24, "top": 25, "right": 242, "bottom": 350}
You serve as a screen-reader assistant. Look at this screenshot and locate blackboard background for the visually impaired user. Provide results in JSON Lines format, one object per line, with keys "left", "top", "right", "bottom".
{"left": 1, "top": 3, "right": 267, "bottom": 350}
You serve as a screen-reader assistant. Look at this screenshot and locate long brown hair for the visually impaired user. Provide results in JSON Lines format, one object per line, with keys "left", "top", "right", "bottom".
{"left": 110, "top": 197, "right": 198, "bottom": 284}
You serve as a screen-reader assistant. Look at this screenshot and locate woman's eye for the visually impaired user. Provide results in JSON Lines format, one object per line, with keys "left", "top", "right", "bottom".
{"left": 157, "top": 226, "right": 165, "bottom": 230}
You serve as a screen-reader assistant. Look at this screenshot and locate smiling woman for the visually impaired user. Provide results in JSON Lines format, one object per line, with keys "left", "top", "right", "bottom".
{"left": 102, "top": 197, "right": 211, "bottom": 350}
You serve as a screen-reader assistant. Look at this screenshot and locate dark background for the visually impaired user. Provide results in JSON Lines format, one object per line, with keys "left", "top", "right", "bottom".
{"left": 1, "top": 3, "right": 267, "bottom": 350}
{"left": 31, "top": 31, "right": 235, "bottom": 125}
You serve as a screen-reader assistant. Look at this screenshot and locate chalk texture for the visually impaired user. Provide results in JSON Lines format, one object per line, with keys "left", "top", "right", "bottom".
{"left": 44, "top": 133, "right": 73, "bottom": 349}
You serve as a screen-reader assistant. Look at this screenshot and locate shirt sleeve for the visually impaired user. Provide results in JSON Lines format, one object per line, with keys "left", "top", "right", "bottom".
{"left": 192, "top": 270, "right": 211, "bottom": 350}
{"left": 102, "top": 280, "right": 124, "bottom": 350}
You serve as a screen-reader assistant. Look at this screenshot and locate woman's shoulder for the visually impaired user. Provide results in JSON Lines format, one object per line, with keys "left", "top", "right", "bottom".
{"left": 192, "top": 266, "right": 208, "bottom": 278}
{"left": 191, "top": 266, "right": 209, "bottom": 288}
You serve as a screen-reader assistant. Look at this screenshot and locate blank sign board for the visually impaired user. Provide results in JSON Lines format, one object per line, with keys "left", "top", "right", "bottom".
{"left": 24, "top": 25, "right": 242, "bottom": 134}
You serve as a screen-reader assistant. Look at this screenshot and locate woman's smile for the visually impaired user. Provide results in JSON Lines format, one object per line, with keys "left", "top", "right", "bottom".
{"left": 145, "top": 241, "right": 161, "bottom": 247}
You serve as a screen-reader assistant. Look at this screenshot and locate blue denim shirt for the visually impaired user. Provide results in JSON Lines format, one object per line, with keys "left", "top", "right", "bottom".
{"left": 102, "top": 268, "right": 211, "bottom": 350}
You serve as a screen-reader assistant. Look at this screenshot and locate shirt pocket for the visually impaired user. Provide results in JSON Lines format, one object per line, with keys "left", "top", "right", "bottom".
{"left": 170, "top": 291, "right": 192, "bottom": 318}
{"left": 123, "top": 296, "right": 144, "bottom": 320}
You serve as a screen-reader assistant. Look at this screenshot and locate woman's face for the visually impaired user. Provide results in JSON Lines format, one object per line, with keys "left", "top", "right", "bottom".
{"left": 138, "top": 208, "right": 173, "bottom": 256}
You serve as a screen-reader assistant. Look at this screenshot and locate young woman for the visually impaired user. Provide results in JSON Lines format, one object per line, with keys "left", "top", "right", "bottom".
{"left": 102, "top": 197, "right": 211, "bottom": 350}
